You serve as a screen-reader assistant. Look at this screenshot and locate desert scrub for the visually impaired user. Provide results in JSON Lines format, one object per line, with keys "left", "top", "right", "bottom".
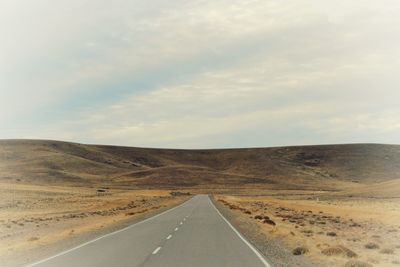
{"left": 292, "top": 246, "right": 309, "bottom": 255}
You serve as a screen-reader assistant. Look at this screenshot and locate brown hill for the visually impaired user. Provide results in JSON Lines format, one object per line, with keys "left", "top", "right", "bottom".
{"left": 1, "top": 140, "right": 400, "bottom": 191}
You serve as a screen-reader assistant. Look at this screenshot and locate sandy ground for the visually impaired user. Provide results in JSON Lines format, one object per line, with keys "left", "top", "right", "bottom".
{"left": 217, "top": 192, "right": 400, "bottom": 267}
{"left": 0, "top": 182, "right": 188, "bottom": 266}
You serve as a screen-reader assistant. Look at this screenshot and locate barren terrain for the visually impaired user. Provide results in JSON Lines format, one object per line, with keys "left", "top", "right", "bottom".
{"left": 0, "top": 182, "right": 187, "bottom": 266}
{"left": 1, "top": 139, "right": 400, "bottom": 266}
{"left": 216, "top": 192, "right": 400, "bottom": 267}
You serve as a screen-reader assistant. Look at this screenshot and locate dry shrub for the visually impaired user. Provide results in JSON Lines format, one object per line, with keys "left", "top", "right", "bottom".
{"left": 365, "top": 242, "right": 380, "bottom": 249}
{"left": 292, "top": 246, "right": 309, "bottom": 255}
{"left": 321, "top": 245, "right": 357, "bottom": 258}
{"left": 380, "top": 248, "right": 394, "bottom": 254}
{"left": 263, "top": 218, "right": 276, "bottom": 226}
{"left": 219, "top": 199, "right": 228, "bottom": 205}
{"left": 228, "top": 204, "right": 238, "bottom": 210}
{"left": 344, "top": 260, "right": 373, "bottom": 267}
{"left": 28, "top": 236, "right": 40, "bottom": 242}
{"left": 327, "top": 232, "right": 337, "bottom": 237}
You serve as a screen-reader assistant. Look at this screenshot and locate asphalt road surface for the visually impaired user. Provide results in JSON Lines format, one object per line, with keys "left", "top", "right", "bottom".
{"left": 27, "top": 195, "right": 270, "bottom": 267}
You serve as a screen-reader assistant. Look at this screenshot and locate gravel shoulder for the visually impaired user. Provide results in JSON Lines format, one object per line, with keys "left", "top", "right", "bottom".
{"left": 211, "top": 195, "right": 323, "bottom": 267}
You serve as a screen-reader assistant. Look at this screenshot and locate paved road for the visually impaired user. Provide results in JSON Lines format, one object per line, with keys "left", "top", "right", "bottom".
{"left": 27, "top": 195, "right": 270, "bottom": 267}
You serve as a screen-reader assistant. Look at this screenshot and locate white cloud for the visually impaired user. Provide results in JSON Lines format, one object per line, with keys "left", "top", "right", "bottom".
{"left": 1, "top": 0, "right": 399, "bottom": 147}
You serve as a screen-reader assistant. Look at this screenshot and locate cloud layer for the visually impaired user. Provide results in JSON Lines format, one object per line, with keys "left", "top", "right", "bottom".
{"left": 1, "top": 0, "right": 399, "bottom": 148}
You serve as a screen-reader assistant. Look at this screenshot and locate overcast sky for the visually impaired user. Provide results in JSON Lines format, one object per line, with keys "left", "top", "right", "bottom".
{"left": 1, "top": 0, "right": 399, "bottom": 148}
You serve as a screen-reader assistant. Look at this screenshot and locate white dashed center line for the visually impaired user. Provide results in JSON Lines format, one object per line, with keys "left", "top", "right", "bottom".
{"left": 183, "top": 218, "right": 186, "bottom": 221}
{"left": 152, "top": 247, "right": 161, "bottom": 255}
{"left": 179, "top": 222, "right": 183, "bottom": 225}
{"left": 166, "top": 235, "right": 172, "bottom": 240}
{"left": 174, "top": 227, "right": 178, "bottom": 231}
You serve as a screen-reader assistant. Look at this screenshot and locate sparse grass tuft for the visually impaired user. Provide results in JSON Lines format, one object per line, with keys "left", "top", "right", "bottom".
{"left": 365, "top": 242, "right": 380, "bottom": 249}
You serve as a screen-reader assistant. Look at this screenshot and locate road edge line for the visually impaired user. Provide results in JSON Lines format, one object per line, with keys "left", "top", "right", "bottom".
{"left": 26, "top": 196, "right": 193, "bottom": 267}
{"left": 208, "top": 196, "right": 272, "bottom": 267}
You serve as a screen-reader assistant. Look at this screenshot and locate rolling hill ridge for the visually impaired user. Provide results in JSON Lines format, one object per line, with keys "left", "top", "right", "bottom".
{"left": 1, "top": 140, "right": 400, "bottom": 191}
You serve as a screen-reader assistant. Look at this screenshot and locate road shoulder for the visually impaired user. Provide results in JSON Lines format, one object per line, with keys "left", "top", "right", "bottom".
{"left": 210, "top": 195, "right": 323, "bottom": 267}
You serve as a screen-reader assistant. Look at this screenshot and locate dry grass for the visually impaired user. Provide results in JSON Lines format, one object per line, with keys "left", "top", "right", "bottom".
{"left": 217, "top": 192, "right": 400, "bottom": 267}
{"left": 0, "top": 182, "right": 186, "bottom": 263}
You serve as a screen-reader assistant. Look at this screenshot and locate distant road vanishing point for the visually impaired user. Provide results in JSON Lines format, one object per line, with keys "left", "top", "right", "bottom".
{"left": 27, "top": 195, "right": 271, "bottom": 267}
